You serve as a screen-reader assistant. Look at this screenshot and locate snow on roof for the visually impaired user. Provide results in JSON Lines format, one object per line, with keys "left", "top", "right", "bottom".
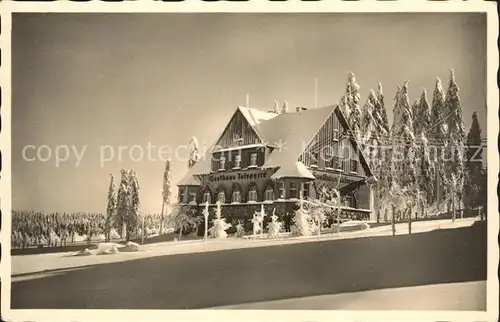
{"left": 178, "top": 103, "right": 375, "bottom": 184}
{"left": 177, "top": 170, "right": 201, "bottom": 186}
{"left": 261, "top": 105, "right": 336, "bottom": 169}
{"left": 271, "top": 161, "right": 315, "bottom": 180}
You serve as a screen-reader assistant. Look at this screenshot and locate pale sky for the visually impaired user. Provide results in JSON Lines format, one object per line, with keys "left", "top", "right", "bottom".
{"left": 12, "top": 13, "right": 487, "bottom": 214}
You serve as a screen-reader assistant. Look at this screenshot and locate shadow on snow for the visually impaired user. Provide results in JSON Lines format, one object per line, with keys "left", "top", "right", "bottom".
{"left": 11, "top": 221, "right": 487, "bottom": 309}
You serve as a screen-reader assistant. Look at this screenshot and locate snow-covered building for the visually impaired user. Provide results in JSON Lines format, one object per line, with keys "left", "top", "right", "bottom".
{"left": 177, "top": 104, "right": 378, "bottom": 223}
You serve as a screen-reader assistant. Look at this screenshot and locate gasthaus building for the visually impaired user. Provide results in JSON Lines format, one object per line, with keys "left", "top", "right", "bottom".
{"left": 177, "top": 104, "right": 378, "bottom": 227}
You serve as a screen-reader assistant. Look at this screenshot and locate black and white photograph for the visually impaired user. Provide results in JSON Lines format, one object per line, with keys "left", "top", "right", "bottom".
{"left": 0, "top": 2, "right": 498, "bottom": 321}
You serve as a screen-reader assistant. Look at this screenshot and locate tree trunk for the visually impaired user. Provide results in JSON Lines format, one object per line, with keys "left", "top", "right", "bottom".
{"left": 391, "top": 205, "right": 396, "bottom": 236}
{"left": 178, "top": 227, "right": 183, "bottom": 241}
{"left": 452, "top": 192, "right": 456, "bottom": 223}
{"left": 408, "top": 204, "right": 412, "bottom": 235}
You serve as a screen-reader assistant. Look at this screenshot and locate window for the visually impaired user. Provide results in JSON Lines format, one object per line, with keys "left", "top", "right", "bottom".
{"left": 234, "top": 154, "right": 241, "bottom": 169}
{"left": 247, "top": 186, "right": 258, "bottom": 202}
{"left": 278, "top": 182, "right": 285, "bottom": 199}
{"left": 217, "top": 191, "right": 226, "bottom": 203}
{"left": 333, "top": 129, "right": 339, "bottom": 141}
{"left": 231, "top": 188, "right": 241, "bottom": 203}
{"left": 325, "top": 150, "right": 334, "bottom": 169}
{"left": 179, "top": 188, "right": 186, "bottom": 203}
{"left": 350, "top": 159, "right": 358, "bottom": 173}
{"left": 289, "top": 182, "right": 299, "bottom": 199}
{"left": 189, "top": 192, "right": 197, "bottom": 204}
{"left": 203, "top": 191, "right": 211, "bottom": 204}
{"left": 250, "top": 153, "right": 258, "bottom": 167}
{"left": 265, "top": 186, "right": 275, "bottom": 201}
{"left": 311, "top": 151, "right": 319, "bottom": 167}
{"left": 302, "top": 183, "right": 310, "bottom": 199}
{"left": 219, "top": 156, "right": 226, "bottom": 171}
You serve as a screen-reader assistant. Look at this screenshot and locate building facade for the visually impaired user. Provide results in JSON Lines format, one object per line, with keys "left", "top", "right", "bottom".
{"left": 177, "top": 104, "right": 377, "bottom": 226}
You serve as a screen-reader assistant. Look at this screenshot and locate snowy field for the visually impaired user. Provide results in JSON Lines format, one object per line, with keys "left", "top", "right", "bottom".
{"left": 11, "top": 218, "right": 486, "bottom": 310}
{"left": 12, "top": 217, "right": 479, "bottom": 279}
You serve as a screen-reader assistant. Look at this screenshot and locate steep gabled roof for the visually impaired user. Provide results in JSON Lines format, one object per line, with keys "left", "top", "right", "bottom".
{"left": 271, "top": 161, "right": 315, "bottom": 180}
{"left": 178, "top": 104, "right": 376, "bottom": 185}
{"left": 261, "top": 105, "right": 336, "bottom": 168}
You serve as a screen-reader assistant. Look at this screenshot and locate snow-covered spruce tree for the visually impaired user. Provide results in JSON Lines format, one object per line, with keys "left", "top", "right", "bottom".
{"left": 235, "top": 220, "right": 246, "bottom": 238}
{"left": 160, "top": 159, "right": 172, "bottom": 235}
{"left": 127, "top": 169, "right": 140, "bottom": 241}
{"left": 291, "top": 198, "right": 313, "bottom": 237}
{"left": 251, "top": 211, "right": 262, "bottom": 237}
{"left": 413, "top": 89, "right": 431, "bottom": 137}
{"left": 464, "top": 111, "right": 484, "bottom": 210}
{"left": 281, "top": 100, "right": 289, "bottom": 114}
{"left": 267, "top": 210, "right": 283, "bottom": 239}
{"left": 371, "top": 84, "right": 392, "bottom": 220}
{"left": 391, "top": 82, "right": 416, "bottom": 190}
{"left": 430, "top": 77, "right": 448, "bottom": 203}
{"left": 361, "top": 94, "right": 382, "bottom": 171}
{"left": 417, "top": 132, "right": 435, "bottom": 206}
{"left": 375, "top": 81, "right": 390, "bottom": 134}
{"left": 188, "top": 137, "right": 201, "bottom": 169}
{"left": 444, "top": 70, "right": 466, "bottom": 216}
{"left": 208, "top": 200, "right": 231, "bottom": 239}
{"left": 115, "top": 169, "right": 131, "bottom": 239}
{"left": 339, "top": 72, "right": 361, "bottom": 126}
{"left": 105, "top": 174, "right": 116, "bottom": 242}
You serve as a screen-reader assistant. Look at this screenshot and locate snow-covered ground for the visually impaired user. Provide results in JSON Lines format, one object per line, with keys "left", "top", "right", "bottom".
{"left": 211, "top": 281, "right": 486, "bottom": 310}
{"left": 12, "top": 217, "right": 480, "bottom": 279}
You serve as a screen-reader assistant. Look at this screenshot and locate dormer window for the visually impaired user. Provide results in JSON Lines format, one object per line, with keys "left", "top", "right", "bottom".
{"left": 249, "top": 153, "right": 257, "bottom": 167}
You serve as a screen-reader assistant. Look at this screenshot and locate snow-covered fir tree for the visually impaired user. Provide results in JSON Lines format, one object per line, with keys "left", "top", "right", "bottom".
{"left": 105, "top": 174, "right": 116, "bottom": 242}
{"left": 391, "top": 81, "right": 416, "bottom": 190}
{"left": 208, "top": 200, "right": 231, "bottom": 239}
{"left": 267, "top": 211, "right": 283, "bottom": 239}
{"left": 444, "top": 69, "right": 466, "bottom": 214}
{"left": 413, "top": 89, "right": 431, "bottom": 137}
{"left": 235, "top": 220, "right": 246, "bottom": 238}
{"left": 291, "top": 198, "right": 313, "bottom": 237}
{"left": 375, "top": 81, "right": 390, "bottom": 133}
{"left": 161, "top": 159, "right": 172, "bottom": 234}
{"left": 188, "top": 137, "right": 201, "bottom": 169}
{"left": 340, "top": 72, "right": 361, "bottom": 125}
{"left": 115, "top": 169, "right": 131, "bottom": 238}
{"left": 281, "top": 100, "right": 289, "bottom": 114}
{"left": 360, "top": 95, "right": 380, "bottom": 170}
{"left": 127, "top": 169, "right": 140, "bottom": 241}
{"left": 464, "top": 111, "right": 484, "bottom": 210}
{"left": 417, "top": 132, "right": 435, "bottom": 205}
{"left": 430, "top": 77, "right": 448, "bottom": 202}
